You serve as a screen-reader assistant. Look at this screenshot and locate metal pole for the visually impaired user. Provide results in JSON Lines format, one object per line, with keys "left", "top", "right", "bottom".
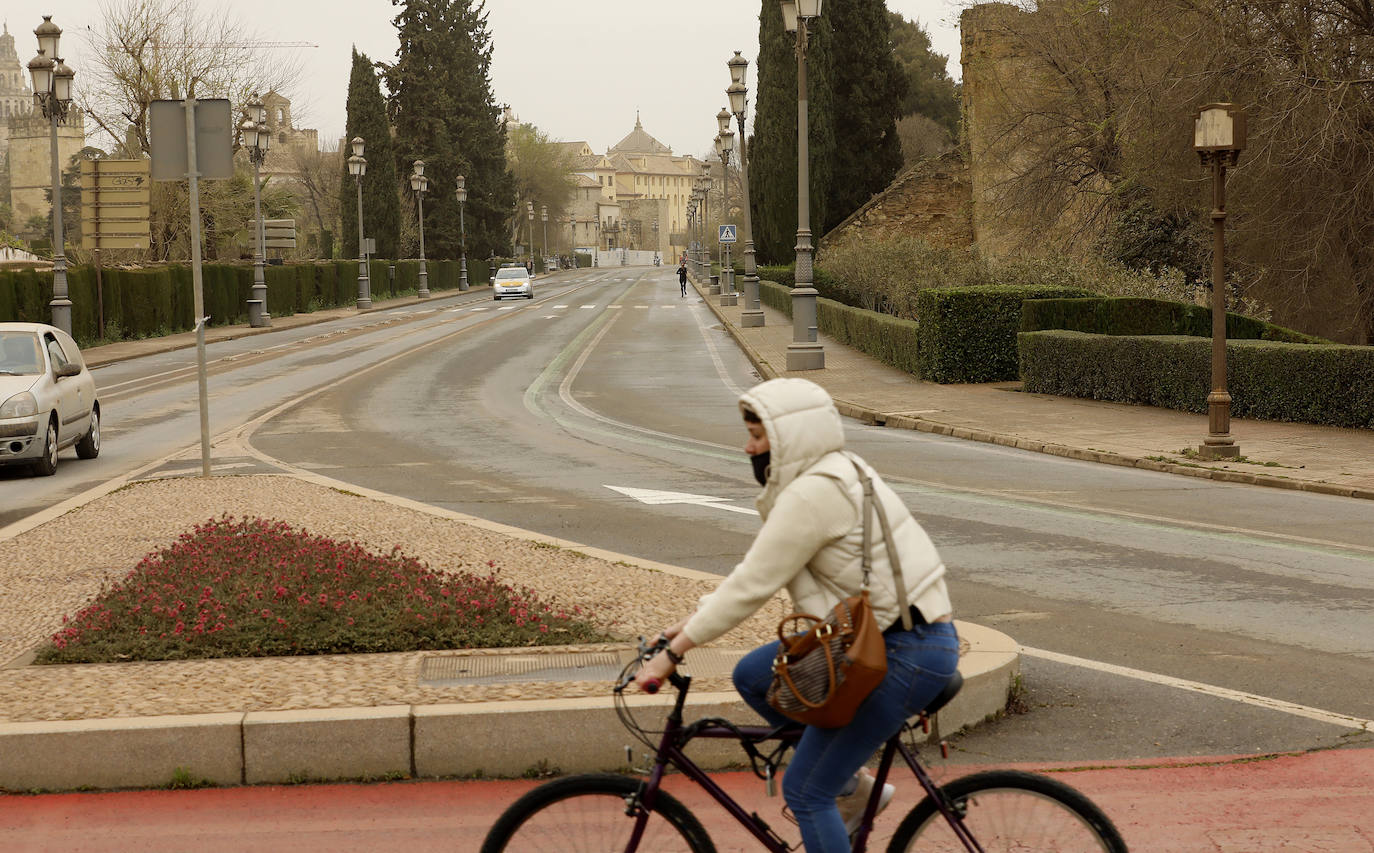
{"left": 249, "top": 155, "right": 270, "bottom": 326}
{"left": 1201, "top": 156, "right": 1237, "bottom": 458}
{"left": 47, "top": 108, "right": 71, "bottom": 335}
{"left": 787, "top": 17, "right": 824, "bottom": 370}
{"left": 458, "top": 201, "right": 468, "bottom": 290}
{"left": 185, "top": 91, "right": 212, "bottom": 477}
{"left": 417, "top": 189, "right": 429, "bottom": 298}
{"left": 737, "top": 110, "right": 763, "bottom": 327}
{"left": 355, "top": 176, "right": 370, "bottom": 309}
{"left": 542, "top": 219, "right": 548, "bottom": 270}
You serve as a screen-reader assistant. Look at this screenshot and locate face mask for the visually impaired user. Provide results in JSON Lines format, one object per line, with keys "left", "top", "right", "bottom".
{"left": 751, "top": 451, "right": 771, "bottom": 486}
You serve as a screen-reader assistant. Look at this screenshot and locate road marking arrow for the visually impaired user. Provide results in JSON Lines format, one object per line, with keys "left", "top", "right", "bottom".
{"left": 605, "top": 485, "right": 758, "bottom": 515}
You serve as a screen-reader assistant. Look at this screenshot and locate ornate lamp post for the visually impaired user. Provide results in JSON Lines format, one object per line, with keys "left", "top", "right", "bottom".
{"left": 652, "top": 218, "right": 659, "bottom": 265}
{"left": 780, "top": 0, "right": 825, "bottom": 369}
{"left": 526, "top": 200, "right": 535, "bottom": 270}
{"left": 540, "top": 204, "right": 548, "bottom": 272}
{"left": 241, "top": 95, "right": 272, "bottom": 327}
{"left": 717, "top": 119, "right": 738, "bottom": 307}
{"left": 1194, "top": 103, "right": 1247, "bottom": 459}
{"left": 409, "top": 160, "right": 430, "bottom": 298}
{"left": 455, "top": 175, "right": 469, "bottom": 290}
{"left": 729, "top": 51, "right": 764, "bottom": 327}
{"left": 346, "top": 136, "right": 371, "bottom": 309}
{"left": 27, "top": 17, "right": 76, "bottom": 335}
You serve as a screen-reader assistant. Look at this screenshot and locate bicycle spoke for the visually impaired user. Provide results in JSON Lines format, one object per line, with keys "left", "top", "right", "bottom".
{"left": 497, "top": 789, "right": 701, "bottom": 852}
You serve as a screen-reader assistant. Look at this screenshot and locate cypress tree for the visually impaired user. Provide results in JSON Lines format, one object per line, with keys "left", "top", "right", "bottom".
{"left": 340, "top": 48, "right": 400, "bottom": 261}
{"left": 824, "top": 0, "right": 905, "bottom": 233}
{"left": 749, "top": 2, "right": 834, "bottom": 265}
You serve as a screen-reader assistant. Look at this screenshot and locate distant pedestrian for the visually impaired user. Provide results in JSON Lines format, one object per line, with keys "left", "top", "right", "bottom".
{"left": 677, "top": 262, "right": 688, "bottom": 297}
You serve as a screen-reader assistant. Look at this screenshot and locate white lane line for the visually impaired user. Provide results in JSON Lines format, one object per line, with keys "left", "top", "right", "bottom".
{"left": 634, "top": 305, "right": 649, "bottom": 309}
{"left": 580, "top": 304, "right": 597, "bottom": 309}
{"left": 662, "top": 305, "right": 676, "bottom": 310}
{"left": 497, "top": 306, "right": 516, "bottom": 311}
{"left": 554, "top": 304, "right": 569, "bottom": 308}
{"left": 606, "top": 305, "right": 623, "bottom": 310}
{"left": 446, "top": 308, "right": 464, "bottom": 313}
{"left": 469, "top": 307, "right": 490, "bottom": 312}
{"left": 1020, "top": 645, "right": 1373, "bottom": 731}
{"left": 387, "top": 310, "right": 406, "bottom": 315}
{"left": 543, "top": 315, "right": 560, "bottom": 319}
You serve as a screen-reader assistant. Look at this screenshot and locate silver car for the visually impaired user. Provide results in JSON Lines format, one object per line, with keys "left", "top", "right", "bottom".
{"left": 0, "top": 322, "right": 101, "bottom": 476}
{"left": 492, "top": 265, "right": 534, "bottom": 300}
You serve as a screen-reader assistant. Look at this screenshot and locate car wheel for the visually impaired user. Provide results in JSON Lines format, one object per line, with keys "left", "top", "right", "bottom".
{"left": 76, "top": 407, "right": 100, "bottom": 459}
{"left": 32, "top": 417, "right": 58, "bottom": 477}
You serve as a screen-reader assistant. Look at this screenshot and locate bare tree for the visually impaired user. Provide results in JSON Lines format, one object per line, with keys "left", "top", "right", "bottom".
{"left": 79, "top": 0, "right": 303, "bottom": 154}
{"left": 289, "top": 144, "right": 342, "bottom": 259}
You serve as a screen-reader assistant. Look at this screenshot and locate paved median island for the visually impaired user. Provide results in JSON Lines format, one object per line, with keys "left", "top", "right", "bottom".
{"left": 0, "top": 474, "right": 1017, "bottom": 792}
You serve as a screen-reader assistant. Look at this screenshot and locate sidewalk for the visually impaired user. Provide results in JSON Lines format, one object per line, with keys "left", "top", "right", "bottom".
{"left": 693, "top": 276, "right": 1374, "bottom": 499}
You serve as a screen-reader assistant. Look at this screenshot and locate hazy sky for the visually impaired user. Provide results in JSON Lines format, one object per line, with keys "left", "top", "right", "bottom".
{"left": 23, "top": 0, "right": 963, "bottom": 156}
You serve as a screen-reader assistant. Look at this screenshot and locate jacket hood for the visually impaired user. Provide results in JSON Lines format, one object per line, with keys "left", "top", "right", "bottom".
{"left": 739, "top": 378, "right": 845, "bottom": 505}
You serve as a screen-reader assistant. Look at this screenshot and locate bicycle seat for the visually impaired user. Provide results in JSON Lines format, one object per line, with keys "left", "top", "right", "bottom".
{"left": 922, "top": 670, "right": 963, "bottom": 717}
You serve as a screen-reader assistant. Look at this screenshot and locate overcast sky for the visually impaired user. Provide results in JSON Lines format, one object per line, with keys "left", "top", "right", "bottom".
{"left": 28, "top": 0, "right": 963, "bottom": 156}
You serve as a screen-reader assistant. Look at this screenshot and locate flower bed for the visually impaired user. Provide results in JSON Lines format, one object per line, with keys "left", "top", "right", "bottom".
{"left": 36, "top": 516, "right": 610, "bottom": 664}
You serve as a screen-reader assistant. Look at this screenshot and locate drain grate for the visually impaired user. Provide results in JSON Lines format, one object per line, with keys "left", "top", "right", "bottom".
{"left": 418, "top": 648, "right": 748, "bottom": 687}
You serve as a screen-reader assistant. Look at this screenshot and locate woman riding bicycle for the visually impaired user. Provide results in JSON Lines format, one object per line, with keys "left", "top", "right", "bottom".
{"left": 635, "top": 377, "right": 959, "bottom": 852}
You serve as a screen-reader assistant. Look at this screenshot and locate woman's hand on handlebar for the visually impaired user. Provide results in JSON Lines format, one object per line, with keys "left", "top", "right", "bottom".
{"left": 633, "top": 634, "right": 678, "bottom": 692}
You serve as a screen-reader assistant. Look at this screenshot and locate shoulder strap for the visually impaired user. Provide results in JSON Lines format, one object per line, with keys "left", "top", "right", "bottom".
{"left": 848, "top": 454, "right": 913, "bottom": 631}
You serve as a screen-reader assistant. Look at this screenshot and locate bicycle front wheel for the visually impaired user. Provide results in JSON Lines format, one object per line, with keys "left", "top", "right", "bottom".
{"left": 887, "top": 770, "right": 1127, "bottom": 852}
{"left": 480, "top": 773, "right": 716, "bottom": 853}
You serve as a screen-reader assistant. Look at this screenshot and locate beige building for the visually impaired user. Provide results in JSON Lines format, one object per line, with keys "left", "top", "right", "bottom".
{"left": 2, "top": 23, "right": 85, "bottom": 237}
{"left": 564, "top": 115, "right": 702, "bottom": 261}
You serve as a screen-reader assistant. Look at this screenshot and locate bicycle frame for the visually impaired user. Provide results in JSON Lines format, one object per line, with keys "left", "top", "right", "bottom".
{"left": 623, "top": 673, "right": 986, "bottom": 853}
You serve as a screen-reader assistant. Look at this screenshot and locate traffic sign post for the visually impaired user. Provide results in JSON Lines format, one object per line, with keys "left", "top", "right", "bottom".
{"left": 718, "top": 224, "right": 737, "bottom": 243}
{"left": 150, "top": 94, "right": 233, "bottom": 479}
{"left": 249, "top": 219, "right": 297, "bottom": 251}
{"left": 718, "top": 224, "right": 737, "bottom": 306}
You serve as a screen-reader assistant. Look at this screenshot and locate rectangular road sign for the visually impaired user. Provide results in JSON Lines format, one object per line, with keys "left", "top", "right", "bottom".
{"left": 718, "top": 224, "right": 737, "bottom": 243}
{"left": 83, "top": 218, "right": 155, "bottom": 237}
{"left": 83, "top": 204, "right": 152, "bottom": 221}
{"left": 149, "top": 99, "right": 234, "bottom": 181}
{"left": 81, "top": 160, "right": 152, "bottom": 250}
{"left": 84, "top": 236, "right": 150, "bottom": 250}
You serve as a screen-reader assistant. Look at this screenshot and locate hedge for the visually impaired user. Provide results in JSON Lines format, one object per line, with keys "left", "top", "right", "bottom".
{"left": 0, "top": 259, "right": 477, "bottom": 346}
{"left": 1021, "top": 297, "right": 1329, "bottom": 344}
{"left": 1018, "top": 330, "right": 1374, "bottom": 428}
{"left": 758, "top": 278, "right": 920, "bottom": 375}
{"left": 916, "top": 285, "right": 1093, "bottom": 384}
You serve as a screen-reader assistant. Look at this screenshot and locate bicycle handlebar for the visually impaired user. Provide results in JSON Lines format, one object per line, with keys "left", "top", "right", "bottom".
{"left": 615, "top": 635, "right": 674, "bottom": 694}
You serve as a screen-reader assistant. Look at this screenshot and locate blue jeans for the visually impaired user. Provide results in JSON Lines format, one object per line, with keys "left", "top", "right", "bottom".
{"left": 733, "top": 620, "right": 960, "bottom": 852}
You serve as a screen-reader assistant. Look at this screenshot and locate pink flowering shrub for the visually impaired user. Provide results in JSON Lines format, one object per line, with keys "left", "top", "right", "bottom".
{"left": 36, "top": 516, "right": 609, "bottom": 664}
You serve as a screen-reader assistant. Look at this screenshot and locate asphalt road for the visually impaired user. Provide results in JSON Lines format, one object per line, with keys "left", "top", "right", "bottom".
{"left": 3, "top": 265, "right": 1370, "bottom": 766}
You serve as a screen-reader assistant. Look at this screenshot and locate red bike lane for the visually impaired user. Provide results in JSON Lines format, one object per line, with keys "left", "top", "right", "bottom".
{"left": 1, "top": 748, "right": 1370, "bottom": 851}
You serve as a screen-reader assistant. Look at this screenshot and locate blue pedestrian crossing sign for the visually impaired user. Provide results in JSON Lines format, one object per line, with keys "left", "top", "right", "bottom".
{"left": 718, "top": 224, "right": 737, "bottom": 243}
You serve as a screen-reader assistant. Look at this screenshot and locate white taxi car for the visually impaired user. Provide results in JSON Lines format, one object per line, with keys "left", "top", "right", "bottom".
{"left": 0, "top": 322, "right": 101, "bottom": 476}
{"left": 492, "top": 265, "right": 534, "bottom": 300}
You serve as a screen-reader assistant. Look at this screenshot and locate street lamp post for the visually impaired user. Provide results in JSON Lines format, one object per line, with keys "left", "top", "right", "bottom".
{"left": 1194, "top": 103, "right": 1247, "bottom": 459}
{"left": 652, "top": 218, "right": 659, "bottom": 265}
{"left": 27, "top": 17, "right": 75, "bottom": 335}
{"left": 455, "top": 175, "right": 469, "bottom": 290}
{"left": 241, "top": 95, "right": 272, "bottom": 327}
{"left": 729, "top": 51, "right": 764, "bottom": 328}
{"left": 526, "top": 200, "right": 535, "bottom": 271}
{"left": 541, "top": 204, "right": 548, "bottom": 272}
{"left": 781, "top": 0, "right": 825, "bottom": 370}
{"left": 717, "top": 120, "right": 738, "bottom": 307}
{"left": 346, "top": 136, "right": 371, "bottom": 309}
{"left": 409, "top": 160, "right": 430, "bottom": 298}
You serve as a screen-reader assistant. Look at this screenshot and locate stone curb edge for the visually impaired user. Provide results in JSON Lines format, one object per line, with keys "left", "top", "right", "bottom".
{"left": 689, "top": 277, "right": 1374, "bottom": 503}
{"left": 0, "top": 624, "right": 1017, "bottom": 793}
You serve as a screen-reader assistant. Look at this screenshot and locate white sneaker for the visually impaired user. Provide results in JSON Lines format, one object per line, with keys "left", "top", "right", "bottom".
{"left": 836, "top": 771, "right": 895, "bottom": 835}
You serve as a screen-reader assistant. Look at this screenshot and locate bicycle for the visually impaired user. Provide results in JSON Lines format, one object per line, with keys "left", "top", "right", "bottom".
{"left": 481, "top": 636, "right": 1128, "bottom": 852}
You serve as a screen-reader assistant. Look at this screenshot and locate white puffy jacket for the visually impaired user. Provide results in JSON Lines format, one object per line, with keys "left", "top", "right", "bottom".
{"left": 683, "top": 378, "right": 952, "bottom": 646}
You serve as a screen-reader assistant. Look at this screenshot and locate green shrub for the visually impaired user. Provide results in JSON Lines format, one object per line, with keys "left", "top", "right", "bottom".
{"left": 1021, "top": 297, "right": 1329, "bottom": 344}
{"left": 1019, "top": 330, "right": 1374, "bottom": 428}
{"left": 917, "top": 285, "right": 1092, "bottom": 383}
{"left": 759, "top": 279, "right": 920, "bottom": 375}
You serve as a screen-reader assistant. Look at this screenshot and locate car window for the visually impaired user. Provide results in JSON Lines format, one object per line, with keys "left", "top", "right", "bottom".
{"left": 0, "top": 332, "right": 42, "bottom": 375}
{"left": 45, "top": 334, "right": 71, "bottom": 372}
{"left": 496, "top": 269, "right": 528, "bottom": 280}
{"left": 54, "top": 330, "right": 85, "bottom": 370}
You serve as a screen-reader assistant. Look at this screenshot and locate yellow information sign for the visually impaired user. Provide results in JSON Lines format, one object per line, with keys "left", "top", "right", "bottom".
{"left": 81, "top": 160, "right": 152, "bottom": 250}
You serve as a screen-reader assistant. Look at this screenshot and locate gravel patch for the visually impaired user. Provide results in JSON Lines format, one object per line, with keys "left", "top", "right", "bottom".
{"left": 0, "top": 475, "right": 790, "bottom": 723}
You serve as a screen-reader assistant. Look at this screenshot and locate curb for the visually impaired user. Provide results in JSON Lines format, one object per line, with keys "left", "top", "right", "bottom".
{"left": 690, "top": 279, "right": 1374, "bottom": 502}
{"left": 0, "top": 620, "right": 1017, "bottom": 792}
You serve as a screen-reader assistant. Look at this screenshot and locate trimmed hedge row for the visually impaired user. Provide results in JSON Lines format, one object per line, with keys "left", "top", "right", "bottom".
{"left": 916, "top": 285, "right": 1093, "bottom": 384}
{"left": 1021, "top": 297, "right": 1329, "bottom": 344}
{"left": 0, "top": 259, "right": 482, "bottom": 345}
{"left": 758, "top": 278, "right": 920, "bottom": 375}
{"left": 1019, "top": 331, "right": 1374, "bottom": 428}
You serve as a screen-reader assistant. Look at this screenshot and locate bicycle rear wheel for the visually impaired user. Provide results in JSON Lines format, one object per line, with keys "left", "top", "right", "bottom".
{"left": 887, "top": 770, "right": 1127, "bottom": 852}
{"left": 480, "top": 773, "right": 716, "bottom": 853}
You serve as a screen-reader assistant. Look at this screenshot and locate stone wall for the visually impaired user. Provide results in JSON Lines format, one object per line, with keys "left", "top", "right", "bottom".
{"left": 7, "top": 111, "right": 85, "bottom": 232}
{"left": 820, "top": 150, "right": 973, "bottom": 250}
